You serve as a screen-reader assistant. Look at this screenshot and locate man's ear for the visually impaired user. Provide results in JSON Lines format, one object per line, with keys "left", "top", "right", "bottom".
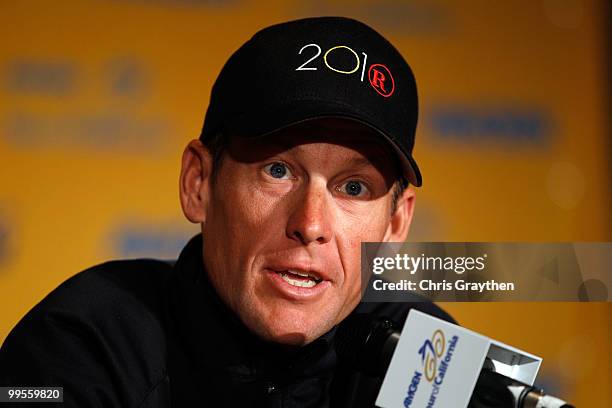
{"left": 179, "top": 139, "right": 214, "bottom": 224}
{"left": 383, "top": 186, "right": 416, "bottom": 242}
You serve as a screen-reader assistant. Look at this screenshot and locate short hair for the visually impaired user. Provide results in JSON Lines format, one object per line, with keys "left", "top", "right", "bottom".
{"left": 390, "top": 178, "right": 407, "bottom": 215}
{"left": 202, "top": 131, "right": 228, "bottom": 179}
{"left": 201, "top": 131, "right": 408, "bottom": 214}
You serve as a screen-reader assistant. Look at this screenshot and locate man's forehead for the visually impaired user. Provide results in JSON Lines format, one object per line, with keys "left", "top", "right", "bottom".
{"left": 229, "top": 117, "right": 399, "bottom": 168}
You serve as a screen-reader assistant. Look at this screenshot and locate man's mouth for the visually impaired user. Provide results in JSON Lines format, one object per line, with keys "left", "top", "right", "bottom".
{"left": 275, "top": 270, "right": 323, "bottom": 288}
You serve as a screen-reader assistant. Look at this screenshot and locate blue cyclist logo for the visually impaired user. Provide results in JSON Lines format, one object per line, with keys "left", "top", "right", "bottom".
{"left": 417, "top": 329, "right": 446, "bottom": 382}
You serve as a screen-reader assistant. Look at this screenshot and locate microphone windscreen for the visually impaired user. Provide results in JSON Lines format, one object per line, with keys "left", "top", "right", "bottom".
{"left": 334, "top": 313, "right": 397, "bottom": 376}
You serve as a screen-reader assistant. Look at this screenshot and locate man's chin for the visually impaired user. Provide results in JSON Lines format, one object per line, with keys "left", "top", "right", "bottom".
{"left": 265, "top": 331, "right": 312, "bottom": 346}
{"left": 233, "top": 292, "right": 348, "bottom": 346}
{"left": 245, "top": 313, "right": 336, "bottom": 347}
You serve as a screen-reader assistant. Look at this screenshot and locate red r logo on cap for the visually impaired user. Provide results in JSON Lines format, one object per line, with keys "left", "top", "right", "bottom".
{"left": 368, "top": 64, "right": 395, "bottom": 98}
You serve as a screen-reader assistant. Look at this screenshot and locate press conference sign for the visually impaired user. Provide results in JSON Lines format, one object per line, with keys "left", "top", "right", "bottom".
{"left": 376, "top": 310, "right": 540, "bottom": 408}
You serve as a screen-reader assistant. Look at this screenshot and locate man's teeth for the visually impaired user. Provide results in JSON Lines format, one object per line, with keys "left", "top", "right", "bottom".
{"left": 292, "top": 270, "right": 310, "bottom": 277}
{"left": 278, "top": 270, "right": 320, "bottom": 288}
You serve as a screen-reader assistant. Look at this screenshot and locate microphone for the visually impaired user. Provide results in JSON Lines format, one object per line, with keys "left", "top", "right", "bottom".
{"left": 472, "top": 362, "right": 574, "bottom": 408}
{"left": 334, "top": 312, "right": 574, "bottom": 408}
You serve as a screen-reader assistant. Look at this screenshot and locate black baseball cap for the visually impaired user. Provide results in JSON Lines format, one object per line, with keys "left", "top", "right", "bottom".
{"left": 200, "top": 16, "right": 422, "bottom": 186}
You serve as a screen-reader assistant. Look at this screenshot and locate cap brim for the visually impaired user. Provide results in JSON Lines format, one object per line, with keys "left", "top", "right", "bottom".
{"left": 221, "top": 100, "right": 422, "bottom": 187}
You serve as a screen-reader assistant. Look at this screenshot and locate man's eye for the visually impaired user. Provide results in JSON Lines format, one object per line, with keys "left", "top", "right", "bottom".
{"left": 263, "top": 162, "right": 293, "bottom": 179}
{"left": 338, "top": 180, "right": 368, "bottom": 197}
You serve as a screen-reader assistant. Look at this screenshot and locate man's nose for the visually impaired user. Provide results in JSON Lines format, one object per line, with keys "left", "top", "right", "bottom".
{"left": 286, "top": 182, "right": 334, "bottom": 246}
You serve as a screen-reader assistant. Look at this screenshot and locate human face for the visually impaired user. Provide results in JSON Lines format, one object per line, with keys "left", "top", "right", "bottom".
{"left": 197, "top": 119, "right": 413, "bottom": 346}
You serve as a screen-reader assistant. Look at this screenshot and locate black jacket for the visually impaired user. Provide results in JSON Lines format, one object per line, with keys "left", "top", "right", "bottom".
{"left": 0, "top": 235, "right": 455, "bottom": 407}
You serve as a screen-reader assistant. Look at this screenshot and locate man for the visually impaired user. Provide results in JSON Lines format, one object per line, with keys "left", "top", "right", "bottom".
{"left": 0, "top": 17, "right": 453, "bottom": 407}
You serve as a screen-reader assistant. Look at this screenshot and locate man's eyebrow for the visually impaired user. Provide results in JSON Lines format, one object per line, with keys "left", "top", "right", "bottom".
{"left": 254, "top": 132, "right": 394, "bottom": 168}
{"left": 344, "top": 156, "right": 379, "bottom": 168}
